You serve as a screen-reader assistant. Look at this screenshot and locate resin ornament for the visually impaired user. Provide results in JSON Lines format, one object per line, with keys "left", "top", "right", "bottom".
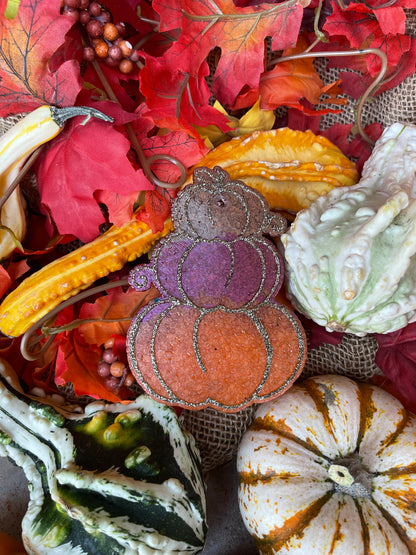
{"left": 127, "top": 166, "right": 306, "bottom": 412}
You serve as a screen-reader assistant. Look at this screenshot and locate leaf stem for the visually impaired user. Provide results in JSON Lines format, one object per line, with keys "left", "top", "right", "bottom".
{"left": 20, "top": 278, "right": 130, "bottom": 361}
{"left": 269, "top": 47, "right": 388, "bottom": 145}
{"left": 91, "top": 59, "right": 187, "bottom": 189}
{"left": 182, "top": 0, "right": 299, "bottom": 22}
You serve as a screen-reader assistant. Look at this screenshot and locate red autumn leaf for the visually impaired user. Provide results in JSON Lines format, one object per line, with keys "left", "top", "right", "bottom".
{"left": 347, "top": 122, "right": 383, "bottom": 172}
{"left": 153, "top": 0, "right": 304, "bottom": 106}
{"left": 323, "top": 2, "right": 412, "bottom": 76}
{"left": 374, "top": 323, "right": 416, "bottom": 408}
{"left": 81, "top": 62, "right": 140, "bottom": 113}
{"left": 94, "top": 190, "right": 139, "bottom": 228}
{"left": 0, "top": 265, "right": 11, "bottom": 298}
{"left": 320, "top": 122, "right": 354, "bottom": 157}
{"left": 78, "top": 286, "right": 159, "bottom": 347}
{"left": 140, "top": 129, "right": 209, "bottom": 185}
{"left": 298, "top": 315, "right": 344, "bottom": 350}
{"left": 323, "top": 3, "right": 381, "bottom": 49}
{"left": 2, "top": 257, "right": 30, "bottom": 284}
{"left": 36, "top": 117, "right": 153, "bottom": 242}
{"left": 139, "top": 52, "right": 230, "bottom": 135}
{"left": 286, "top": 107, "right": 322, "bottom": 134}
{"left": 373, "top": 6, "right": 406, "bottom": 35}
{"left": 138, "top": 187, "right": 177, "bottom": 233}
{"left": 0, "top": 0, "right": 82, "bottom": 114}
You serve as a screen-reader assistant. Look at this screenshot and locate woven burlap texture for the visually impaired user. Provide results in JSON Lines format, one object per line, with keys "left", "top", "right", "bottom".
{"left": 1, "top": 11, "right": 414, "bottom": 473}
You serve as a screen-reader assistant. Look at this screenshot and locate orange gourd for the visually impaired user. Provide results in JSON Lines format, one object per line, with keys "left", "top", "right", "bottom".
{"left": 185, "top": 128, "right": 359, "bottom": 213}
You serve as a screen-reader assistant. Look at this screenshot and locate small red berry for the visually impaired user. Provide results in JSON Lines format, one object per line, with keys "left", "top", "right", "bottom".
{"left": 94, "top": 39, "right": 109, "bottom": 58}
{"left": 108, "top": 45, "right": 123, "bottom": 61}
{"left": 64, "top": 0, "right": 81, "bottom": 8}
{"left": 110, "top": 361, "right": 126, "bottom": 378}
{"left": 89, "top": 2, "right": 102, "bottom": 17}
{"left": 97, "top": 361, "right": 111, "bottom": 378}
{"left": 79, "top": 11, "right": 91, "bottom": 25}
{"left": 82, "top": 46, "right": 95, "bottom": 62}
{"left": 86, "top": 19, "right": 103, "bottom": 39}
{"left": 102, "top": 348, "right": 117, "bottom": 364}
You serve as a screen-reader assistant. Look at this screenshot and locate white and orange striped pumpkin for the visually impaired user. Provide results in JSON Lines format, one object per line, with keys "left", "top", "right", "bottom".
{"left": 237, "top": 374, "right": 416, "bottom": 554}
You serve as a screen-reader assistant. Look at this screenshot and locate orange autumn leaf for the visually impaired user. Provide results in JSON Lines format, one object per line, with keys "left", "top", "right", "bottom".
{"left": 78, "top": 285, "right": 159, "bottom": 347}
{"left": 258, "top": 34, "right": 343, "bottom": 112}
{"left": 55, "top": 328, "right": 133, "bottom": 402}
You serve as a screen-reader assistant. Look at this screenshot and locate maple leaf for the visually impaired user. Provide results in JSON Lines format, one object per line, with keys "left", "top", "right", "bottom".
{"left": 231, "top": 33, "right": 345, "bottom": 115}
{"left": 139, "top": 51, "right": 231, "bottom": 135}
{"left": 286, "top": 106, "right": 321, "bottom": 134}
{"left": 323, "top": 2, "right": 412, "bottom": 76}
{"left": 0, "top": 0, "right": 82, "bottom": 114}
{"left": 257, "top": 34, "right": 344, "bottom": 113}
{"left": 374, "top": 323, "right": 416, "bottom": 409}
{"left": 78, "top": 286, "right": 159, "bottom": 346}
{"left": 0, "top": 264, "right": 11, "bottom": 297}
{"left": 138, "top": 187, "right": 177, "bottom": 233}
{"left": 36, "top": 117, "right": 153, "bottom": 242}
{"left": 153, "top": 0, "right": 305, "bottom": 106}
{"left": 55, "top": 328, "right": 134, "bottom": 402}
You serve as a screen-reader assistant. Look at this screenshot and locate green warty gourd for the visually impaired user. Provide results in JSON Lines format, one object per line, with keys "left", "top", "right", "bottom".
{"left": 281, "top": 123, "right": 416, "bottom": 336}
{"left": 0, "top": 359, "right": 207, "bottom": 554}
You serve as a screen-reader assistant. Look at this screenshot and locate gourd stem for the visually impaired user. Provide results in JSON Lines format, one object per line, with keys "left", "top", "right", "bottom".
{"left": 20, "top": 278, "right": 129, "bottom": 361}
{"left": 269, "top": 47, "right": 388, "bottom": 145}
{"left": 50, "top": 105, "right": 114, "bottom": 127}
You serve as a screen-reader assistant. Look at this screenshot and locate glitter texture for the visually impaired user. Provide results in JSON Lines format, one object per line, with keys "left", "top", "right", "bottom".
{"left": 127, "top": 166, "right": 306, "bottom": 412}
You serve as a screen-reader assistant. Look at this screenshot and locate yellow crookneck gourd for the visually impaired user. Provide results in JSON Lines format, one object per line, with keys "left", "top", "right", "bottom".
{"left": 0, "top": 104, "right": 112, "bottom": 260}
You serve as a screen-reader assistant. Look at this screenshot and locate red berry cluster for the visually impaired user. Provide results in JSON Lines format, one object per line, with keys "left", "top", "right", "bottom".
{"left": 97, "top": 337, "right": 136, "bottom": 392}
{"left": 62, "top": 0, "right": 139, "bottom": 74}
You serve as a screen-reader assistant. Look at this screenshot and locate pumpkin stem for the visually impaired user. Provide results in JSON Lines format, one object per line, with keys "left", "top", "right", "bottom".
{"left": 328, "top": 464, "right": 354, "bottom": 487}
{"left": 328, "top": 453, "right": 373, "bottom": 498}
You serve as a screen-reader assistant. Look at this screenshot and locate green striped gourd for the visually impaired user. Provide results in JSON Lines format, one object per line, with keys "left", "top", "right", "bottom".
{"left": 0, "top": 359, "right": 207, "bottom": 554}
{"left": 281, "top": 123, "right": 416, "bottom": 335}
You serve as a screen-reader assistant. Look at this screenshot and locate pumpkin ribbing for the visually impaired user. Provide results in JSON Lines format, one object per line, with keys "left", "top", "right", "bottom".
{"left": 237, "top": 374, "right": 416, "bottom": 555}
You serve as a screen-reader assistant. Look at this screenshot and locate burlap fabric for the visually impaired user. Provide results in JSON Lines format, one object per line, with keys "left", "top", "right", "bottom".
{"left": 1, "top": 11, "right": 415, "bottom": 474}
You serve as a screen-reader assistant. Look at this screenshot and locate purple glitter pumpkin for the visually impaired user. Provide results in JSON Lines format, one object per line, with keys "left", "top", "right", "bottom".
{"left": 129, "top": 166, "right": 287, "bottom": 309}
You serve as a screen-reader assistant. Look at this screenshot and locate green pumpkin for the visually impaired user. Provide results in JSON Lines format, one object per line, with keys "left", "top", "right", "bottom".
{"left": 281, "top": 123, "right": 416, "bottom": 336}
{"left": 0, "top": 359, "right": 207, "bottom": 554}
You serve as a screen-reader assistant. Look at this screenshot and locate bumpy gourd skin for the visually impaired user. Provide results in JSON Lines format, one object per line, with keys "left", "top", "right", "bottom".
{"left": 281, "top": 123, "right": 416, "bottom": 336}
{"left": 0, "top": 359, "right": 207, "bottom": 555}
